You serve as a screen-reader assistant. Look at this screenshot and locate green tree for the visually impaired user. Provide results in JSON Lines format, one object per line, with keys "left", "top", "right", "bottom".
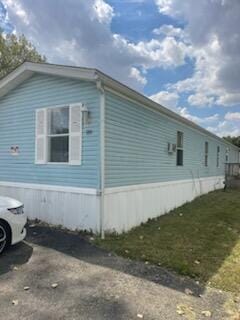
{"left": 0, "top": 32, "right": 46, "bottom": 79}
{"left": 223, "top": 136, "right": 240, "bottom": 148}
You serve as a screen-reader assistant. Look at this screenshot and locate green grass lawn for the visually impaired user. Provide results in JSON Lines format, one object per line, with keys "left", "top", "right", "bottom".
{"left": 96, "top": 190, "right": 240, "bottom": 293}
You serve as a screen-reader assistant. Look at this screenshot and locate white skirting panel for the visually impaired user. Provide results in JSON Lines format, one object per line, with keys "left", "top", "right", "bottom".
{"left": 104, "top": 176, "right": 225, "bottom": 233}
{"left": 0, "top": 182, "right": 100, "bottom": 232}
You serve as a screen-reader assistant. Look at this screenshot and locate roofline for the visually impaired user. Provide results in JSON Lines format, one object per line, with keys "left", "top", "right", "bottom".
{"left": 96, "top": 70, "right": 239, "bottom": 151}
{"left": 0, "top": 61, "right": 239, "bottom": 151}
{"left": 0, "top": 62, "right": 98, "bottom": 98}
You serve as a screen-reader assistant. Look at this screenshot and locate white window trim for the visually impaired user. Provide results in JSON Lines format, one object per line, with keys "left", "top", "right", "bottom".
{"left": 35, "top": 103, "right": 83, "bottom": 166}
{"left": 225, "top": 148, "right": 229, "bottom": 163}
{"left": 204, "top": 141, "right": 209, "bottom": 167}
{"left": 35, "top": 108, "right": 47, "bottom": 164}
{"left": 47, "top": 105, "right": 70, "bottom": 164}
{"left": 69, "top": 103, "right": 83, "bottom": 165}
{"left": 176, "top": 131, "right": 184, "bottom": 166}
{"left": 217, "top": 146, "right": 220, "bottom": 168}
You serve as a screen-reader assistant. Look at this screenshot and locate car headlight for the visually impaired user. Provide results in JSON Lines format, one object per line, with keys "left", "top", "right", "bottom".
{"left": 8, "top": 205, "right": 24, "bottom": 215}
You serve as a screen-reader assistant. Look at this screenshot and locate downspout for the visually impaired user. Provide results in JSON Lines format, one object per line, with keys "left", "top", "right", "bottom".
{"left": 96, "top": 78, "right": 105, "bottom": 239}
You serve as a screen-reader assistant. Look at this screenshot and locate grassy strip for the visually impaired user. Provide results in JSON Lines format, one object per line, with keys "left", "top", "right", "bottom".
{"left": 95, "top": 190, "right": 240, "bottom": 293}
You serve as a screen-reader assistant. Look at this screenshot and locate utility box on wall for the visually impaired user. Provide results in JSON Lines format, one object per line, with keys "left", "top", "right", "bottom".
{"left": 168, "top": 143, "right": 176, "bottom": 154}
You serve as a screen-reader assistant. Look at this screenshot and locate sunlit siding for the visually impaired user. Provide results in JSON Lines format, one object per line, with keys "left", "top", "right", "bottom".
{"left": 105, "top": 91, "right": 239, "bottom": 187}
{"left": 0, "top": 74, "right": 100, "bottom": 188}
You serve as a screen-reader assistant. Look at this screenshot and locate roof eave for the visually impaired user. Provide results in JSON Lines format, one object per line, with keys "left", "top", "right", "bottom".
{"left": 0, "top": 62, "right": 98, "bottom": 98}
{"left": 97, "top": 71, "right": 240, "bottom": 150}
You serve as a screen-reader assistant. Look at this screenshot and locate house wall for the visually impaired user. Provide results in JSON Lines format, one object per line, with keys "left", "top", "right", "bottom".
{"left": 0, "top": 182, "right": 100, "bottom": 232}
{"left": 0, "top": 74, "right": 101, "bottom": 232}
{"left": 0, "top": 72, "right": 238, "bottom": 234}
{"left": 0, "top": 74, "right": 101, "bottom": 188}
{"left": 104, "top": 90, "right": 239, "bottom": 232}
{"left": 105, "top": 91, "right": 239, "bottom": 187}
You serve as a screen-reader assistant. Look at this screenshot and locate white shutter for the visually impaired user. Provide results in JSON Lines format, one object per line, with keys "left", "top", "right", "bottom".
{"left": 35, "top": 108, "right": 47, "bottom": 164}
{"left": 69, "top": 104, "right": 82, "bottom": 165}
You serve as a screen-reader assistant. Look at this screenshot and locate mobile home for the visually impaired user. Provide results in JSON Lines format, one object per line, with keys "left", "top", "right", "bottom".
{"left": 0, "top": 62, "right": 239, "bottom": 234}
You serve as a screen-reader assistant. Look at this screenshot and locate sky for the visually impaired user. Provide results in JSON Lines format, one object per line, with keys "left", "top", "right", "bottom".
{"left": 0, "top": 0, "right": 240, "bottom": 137}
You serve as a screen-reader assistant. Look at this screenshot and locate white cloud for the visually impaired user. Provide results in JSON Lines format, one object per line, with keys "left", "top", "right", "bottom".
{"left": 155, "top": 0, "right": 179, "bottom": 16}
{"left": 156, "top": 0, "right": 240, "bottom": 107}
{"left": 174, "top": 106, "right": 239, "bottom": 138}
{"left": 207, "top": 121, "right": 240, "bottom": 137}
{"left": 149, "top": 90, "right": 179, "bottom": 109}
{"left": 2, "top": 0, "right": 190, "bottom": 91}
{"left": 188, "top": 93, "right": 215, "bottom": 107}
{"left": 150, "top": 87, "right": 238, "bottom": 137}
{"left": 130, "top": 67, "right": 147, "bottom": 85}
{"left": 153, "top": 24, "right": 185, "bottom": 39}
{"left": 149, "top": 89, "right": 220, "bottom": 126}
{"left": 93, "top": 0, "right": 114, "bottom": 24}
{"left": 3, "top": 0, "right": 29, "bottom": 25}
{"left": 178, "top": 107, "right": 219, "bottom": 125}
{"left": 115, "top": 35, "right": 189, "bottom": 69}
{"left": 216, "top": 93, "right": 240, "bottom": 106}
{"left": 118, "top": 0, "right": 146, "bottom": 2}
{"left": 225, "top": 112, "right": 240, "bottom": 121}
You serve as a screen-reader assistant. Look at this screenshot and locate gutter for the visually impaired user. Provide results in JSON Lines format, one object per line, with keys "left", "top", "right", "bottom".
{"left": 96, "top": 78, "right": 105, "bottom": 239}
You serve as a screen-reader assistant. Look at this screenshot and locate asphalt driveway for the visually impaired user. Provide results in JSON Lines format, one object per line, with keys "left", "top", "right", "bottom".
{"left": 0, "top": 224, "right": 236, "bottom": 319}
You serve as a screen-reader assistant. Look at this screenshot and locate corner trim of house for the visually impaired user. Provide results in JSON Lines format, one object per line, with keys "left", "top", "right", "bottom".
{"left": 96, "top": 79, "right": 106, "bottom": 239}
{"left": 0, "top": 181, "right": 98, "bottom": 195}
{"left": 105, "top": 175, "right": 225, "bottom": 195}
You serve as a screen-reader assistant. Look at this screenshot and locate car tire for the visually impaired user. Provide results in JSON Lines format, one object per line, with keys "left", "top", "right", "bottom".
{"left": 0, "top": 221, "right": 10, "bottom": 254}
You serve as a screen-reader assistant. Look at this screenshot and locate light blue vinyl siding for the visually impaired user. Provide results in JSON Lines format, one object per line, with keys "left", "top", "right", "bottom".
{"left": 0, "top": 74, "right": 100, "bottom": 188}
{"left": 0, "top": 73, "right": 238, "bottom": 190}
{"left": 105, "top": 91, "right": 239, "bottom": 187}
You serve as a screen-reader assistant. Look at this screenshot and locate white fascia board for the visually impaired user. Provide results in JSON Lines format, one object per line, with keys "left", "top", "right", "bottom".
{"left": 25, "top": 62, "right": 98, "bottom": 81}
{"left": 0, "top": 62, "right": 98, "bottom": 98}
{"left": 0, "top": 64, "right": 33, "bottom": 98}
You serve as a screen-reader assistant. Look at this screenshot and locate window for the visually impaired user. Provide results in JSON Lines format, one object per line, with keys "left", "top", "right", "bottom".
{"left": 35, "top": 104, "right": 82, "bottom": 165}
{"left": 176, "top": 131, "right": 183, "bottom": 166}
{"left": 204, "top": 142, "right": 208, "bottom": 167}
{"left": 217, "top": 146, "right": 220, "bottom": 167}
{"left": 48, "top": 106, "right": 69, "bottom": 163}
{"left": 226, "top": 148, "right": 229, "bottom": 163}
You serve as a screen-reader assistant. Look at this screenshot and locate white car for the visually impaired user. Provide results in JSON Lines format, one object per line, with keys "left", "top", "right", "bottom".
{"left": 0, "top": 196, "right": 27, "bottom": 253}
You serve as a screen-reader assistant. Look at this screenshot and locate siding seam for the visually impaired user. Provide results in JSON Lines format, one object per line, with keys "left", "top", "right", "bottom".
{"left": 105, "top": 175, "right": 224, "bottom": 194}
{"left": 0, "top": 181, "right": 98, "bottom": 195}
